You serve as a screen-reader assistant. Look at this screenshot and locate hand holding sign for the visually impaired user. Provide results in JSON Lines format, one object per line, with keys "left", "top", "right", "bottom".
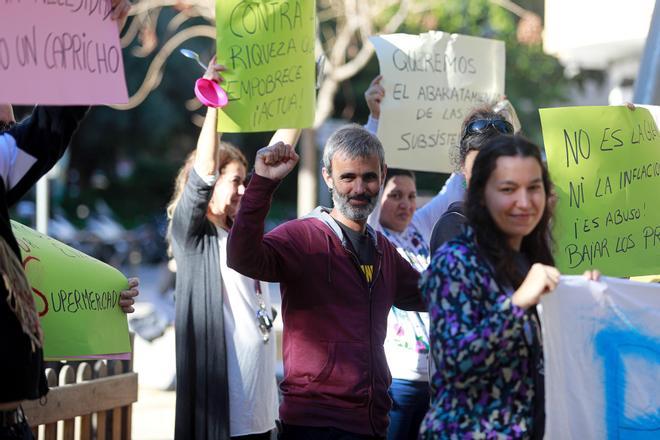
{"left": 11, "top": 220, "right": 131, "bottom": 360}
{"left": 196, "top": 55, "right": 228, "bottom": 108}
{"left": 512, "top": 263, "right": 561, "bottom": 310}
{"left": 110, "top": 0, "right": 131, "bottom": 29}
{"left": 365, "top": 75, "right": 385, "bottom": 120}
{"left": 119, "top": 277, "right": 139, "bottom": 313}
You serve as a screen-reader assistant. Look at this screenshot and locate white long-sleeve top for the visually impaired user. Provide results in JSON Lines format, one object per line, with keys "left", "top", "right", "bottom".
{"left": 366, "top": 116, "right": 466, "bottom": 381}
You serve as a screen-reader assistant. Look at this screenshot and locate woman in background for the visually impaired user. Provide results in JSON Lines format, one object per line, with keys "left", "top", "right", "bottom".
{"left": 420, "top": 135, "right": 600, "bottom": 439}
{"left": 364, "top": 75, "right": 463, "bottom": 439}
{"left": 428, "top": 107, "right": 515, "bottom": 253}
{"left": 168, "top": 59, "right": 298, "bottom": 439}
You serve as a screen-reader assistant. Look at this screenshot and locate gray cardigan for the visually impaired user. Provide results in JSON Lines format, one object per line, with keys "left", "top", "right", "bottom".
{"left": 171, "top": 169, "right": 229, "bottom": 440}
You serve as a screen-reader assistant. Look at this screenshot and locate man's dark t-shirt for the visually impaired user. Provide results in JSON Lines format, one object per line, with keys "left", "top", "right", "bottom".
{"left": 336, "top": 220, "right": 376, "bottom": 284}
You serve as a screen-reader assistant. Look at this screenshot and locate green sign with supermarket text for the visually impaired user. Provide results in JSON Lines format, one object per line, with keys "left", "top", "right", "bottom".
{"left": 11, "top": 221, "right": 130, "bottom": 360}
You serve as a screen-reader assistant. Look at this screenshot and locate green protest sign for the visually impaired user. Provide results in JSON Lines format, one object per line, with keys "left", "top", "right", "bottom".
{"left": 11, "top": 221, "right": 131, "bottom": 360}
{"left": 539, "top": 106, "right": 660, "bottom": 277}
{"left": 216, "top": 0, "right": 316, "bottom": 132}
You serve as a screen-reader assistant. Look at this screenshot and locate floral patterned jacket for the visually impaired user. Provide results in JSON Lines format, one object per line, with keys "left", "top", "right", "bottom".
{"left": 419, "top": 226, "right": 541, "bottom": 439}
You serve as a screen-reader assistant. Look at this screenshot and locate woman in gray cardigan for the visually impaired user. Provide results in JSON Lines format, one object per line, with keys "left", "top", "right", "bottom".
{"left": 167, "top": 59, "right": 300, "bottom": 440}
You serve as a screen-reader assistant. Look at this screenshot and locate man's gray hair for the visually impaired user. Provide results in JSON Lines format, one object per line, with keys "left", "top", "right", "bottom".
{"left": 322, "top": 124, "right": 385, "bottom": 175}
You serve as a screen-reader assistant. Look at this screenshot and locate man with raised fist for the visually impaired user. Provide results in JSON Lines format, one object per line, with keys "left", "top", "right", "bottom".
{"left": 228, "top": 125, "right": 424, "bottom": 440}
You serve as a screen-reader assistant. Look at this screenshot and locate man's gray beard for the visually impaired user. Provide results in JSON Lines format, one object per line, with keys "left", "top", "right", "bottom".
{"left": 331, "top": 188, "right": 379, "bottom": 221}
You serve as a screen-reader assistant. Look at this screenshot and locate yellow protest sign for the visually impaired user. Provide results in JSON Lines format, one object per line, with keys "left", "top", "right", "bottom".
{"left": 215, "top": 0, "right": 316, "bottom": 132}
{"left": 369, "top": 32, "right": 505, "bottom": 173}
{"left": 539, "top": 106, "right": 660, "bottom": 277}
{"left": 11, "top": 221, "right": 131, "bottom": 360}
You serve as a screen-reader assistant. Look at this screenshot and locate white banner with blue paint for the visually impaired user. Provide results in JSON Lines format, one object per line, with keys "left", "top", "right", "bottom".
{"left": 540, "top": 276, "right": 660, "bottom": 439}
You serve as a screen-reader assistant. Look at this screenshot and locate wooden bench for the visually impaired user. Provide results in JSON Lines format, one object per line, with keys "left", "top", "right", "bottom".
{"left": 23, "top": 358, "right": 137, "bottom": 440}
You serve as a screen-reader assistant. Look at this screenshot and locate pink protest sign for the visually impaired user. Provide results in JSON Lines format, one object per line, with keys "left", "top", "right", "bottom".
{"left": 0, "top": 0, "right": 128, "bottom": 105}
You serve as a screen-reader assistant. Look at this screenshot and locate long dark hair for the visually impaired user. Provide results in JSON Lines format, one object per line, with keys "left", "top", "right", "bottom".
{"left": 465, "top": 134, "right": 554, "bottom": 288}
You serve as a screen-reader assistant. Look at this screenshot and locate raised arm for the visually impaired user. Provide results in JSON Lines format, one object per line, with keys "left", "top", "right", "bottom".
{"left": 364, "top": 75, "right": 384, "bottom": 133}
{"left": 1, "top": 2, "right": 129, "bottom": 206}
{"left": 194, "top": 59, "right": 225, "bottom": 176}
{"left": 364, "top": 75, "right": 385, "bottom": 229}
{"left": 227, "top": 142, "right": 302, "bottom": 282}
{"left": 2, "top": 105, "right": 88, "bottom": 206}
{"left": 170, "top": 61, "right": 225, "bottom": 247}
{"left": 269, "top": 128, "right": 301, "bottom": 148}
{"left": 194, "top": 107, "right": 221, "bottom": 177}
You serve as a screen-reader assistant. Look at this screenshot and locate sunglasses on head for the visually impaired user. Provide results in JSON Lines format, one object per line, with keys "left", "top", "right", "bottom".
{"left": 462, "top": 119, "right": 514, "bottom": 139}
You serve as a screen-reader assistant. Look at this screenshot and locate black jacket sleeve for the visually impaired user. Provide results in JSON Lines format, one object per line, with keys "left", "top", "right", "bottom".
{"left": 5, "top": 106, "right": 89, "bottom": 206}
{"left": 429, "top": 211, "right": 467, "bottom": 255}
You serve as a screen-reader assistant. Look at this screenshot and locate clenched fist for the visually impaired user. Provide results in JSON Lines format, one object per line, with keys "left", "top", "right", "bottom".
{"left": 512, "top": 263, "right": 560, "bottom": 309}
{"left": 254, "top": 141, "right": 299, "bottom": 181}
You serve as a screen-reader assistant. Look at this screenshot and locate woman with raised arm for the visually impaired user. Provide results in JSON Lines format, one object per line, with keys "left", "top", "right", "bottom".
{"left": 167, "top": 59, "right": 300, "bottom": 440}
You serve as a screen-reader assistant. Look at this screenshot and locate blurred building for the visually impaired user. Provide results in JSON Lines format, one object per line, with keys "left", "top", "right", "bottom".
{"left": 544, "top": 0, "right": 656, "bottom": 105}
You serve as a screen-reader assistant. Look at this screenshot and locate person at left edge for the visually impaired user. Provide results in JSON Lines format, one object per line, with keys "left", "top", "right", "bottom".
{"left": 0, "top": 106, "right": 139, "bottom": 434}
{"left": 0, "top": 2, "right": 138, "bottom": 438}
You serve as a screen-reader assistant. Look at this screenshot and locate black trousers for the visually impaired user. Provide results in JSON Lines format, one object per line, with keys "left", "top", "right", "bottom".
{"left": 0, "top": 419, "right": 34, "bottom": 440}
{"left": 232, "top": 431, "right": 272, "bottom": 440}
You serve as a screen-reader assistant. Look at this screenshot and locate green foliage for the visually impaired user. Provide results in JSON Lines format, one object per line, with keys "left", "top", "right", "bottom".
{"left": 61, "top": 11, "right": 212, "bottom": 225}
{"left": 332, "top": 0, "right": 575, "bottom": 196}
{"left": 402, "top": 0, "right": 570, "bottom": 145}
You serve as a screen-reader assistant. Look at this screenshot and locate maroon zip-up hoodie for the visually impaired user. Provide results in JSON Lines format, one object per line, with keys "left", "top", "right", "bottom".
{"left": 228, "top": 174, "right": 424, "bottom": 437}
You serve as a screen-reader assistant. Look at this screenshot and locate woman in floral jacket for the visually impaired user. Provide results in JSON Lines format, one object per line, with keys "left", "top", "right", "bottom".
{"left": 419, "top": 135, "right": 558, "bottom": 439}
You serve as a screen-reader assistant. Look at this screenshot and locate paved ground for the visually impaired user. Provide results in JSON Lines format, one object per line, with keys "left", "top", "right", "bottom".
{"left": 128, "top": 264, "right": 176, "bottom": 439}
{"left": 132, "top": 387, "right": 176, "bottom": 440}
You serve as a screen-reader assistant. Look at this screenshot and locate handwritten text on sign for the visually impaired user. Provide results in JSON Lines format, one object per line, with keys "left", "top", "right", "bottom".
{"left": 540, "top": 106, "right": 660, "bottom": 277}
{"left": 370, "top": 32, "right": 504, "bottom": 173}
{"left": 216, "top": 0, "right": 315, "bottom": 133}
{"left": 11, "top": 221, "right": 130, "bottom": 359}
{"left": 0, "top": 0, "right": 128, "bottom": 105}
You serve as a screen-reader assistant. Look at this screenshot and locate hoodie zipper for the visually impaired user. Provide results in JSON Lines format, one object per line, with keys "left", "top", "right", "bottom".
{"left": 368, "top": 250, "right": 382, "bottom": 436}
{"left": 344, "top": 242, "right": 383, "bottom": 436}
